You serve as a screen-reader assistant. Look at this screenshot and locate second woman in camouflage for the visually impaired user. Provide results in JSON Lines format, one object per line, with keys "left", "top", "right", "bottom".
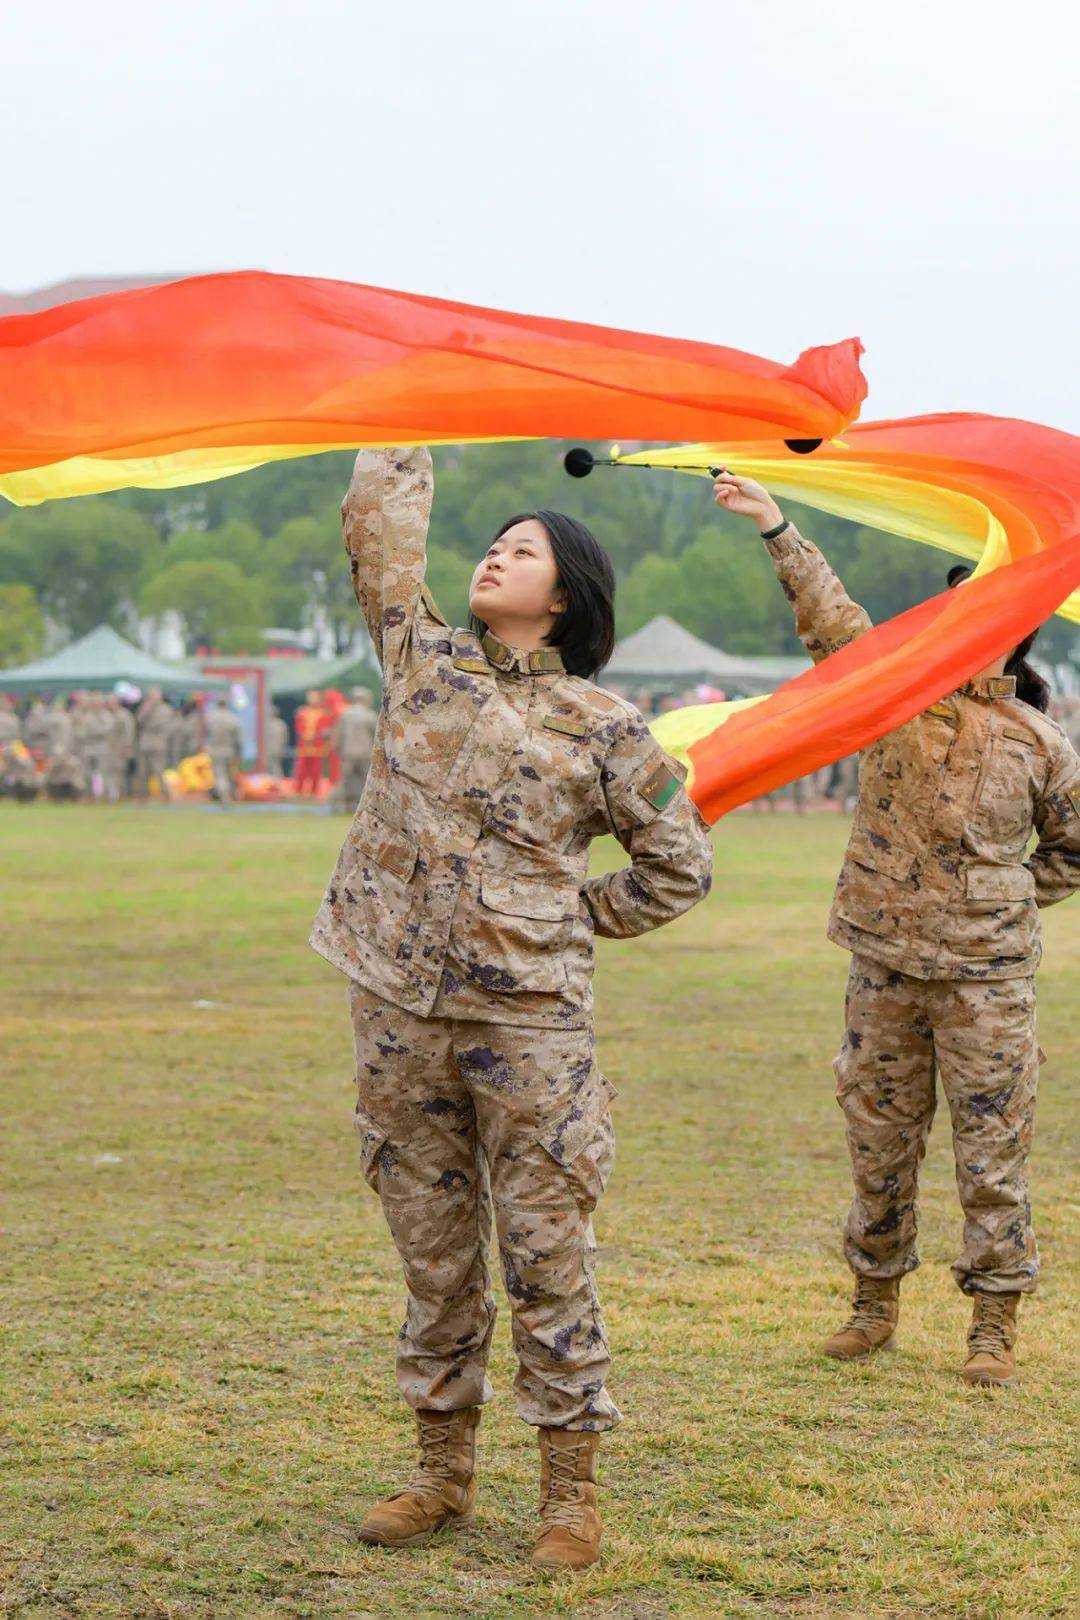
{"left": 713, "top": 467, "right": 1080, "bottom": 1391}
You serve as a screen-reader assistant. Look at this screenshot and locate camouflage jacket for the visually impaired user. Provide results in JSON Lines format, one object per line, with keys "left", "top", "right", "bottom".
{"left": 106, "top": 706, "right": 136, "bottom": 767}
{"left": 764, "top": 522, "right": 1080, "bottom": 980}
{"left": 310, "top": 447, "right": 713, "bottom": 1026}
{"left": 137, "top": 698, "right": 174, "bottom": 746}
{"left": 206, "top": 708, "right": 243, "bottom": 759}
{"left": 44, "top": 709, "right": 73, "bottom": 756}
{"left": 266, "top": 714, "right": 289, "bottom": 761}
{"left": 333, "top": 702, "right": 377, "bottom": 761}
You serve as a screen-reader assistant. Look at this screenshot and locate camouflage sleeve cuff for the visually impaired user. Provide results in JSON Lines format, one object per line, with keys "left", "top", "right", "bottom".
{"left": 760, "top": 520, "right": 812, "bottom": 570}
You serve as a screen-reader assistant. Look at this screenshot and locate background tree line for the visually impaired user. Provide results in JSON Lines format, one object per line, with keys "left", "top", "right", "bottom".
{"left": 0, "top": 442, "right": 1077, "bottom": 671}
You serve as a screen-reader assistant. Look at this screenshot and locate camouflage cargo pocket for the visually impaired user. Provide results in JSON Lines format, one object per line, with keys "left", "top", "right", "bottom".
{"left": 832, "top": 1049, "right": 862, "bottom": 1100}
{"left": 353, "top": 1103, "right": 391, "bottom": 1193}
{"left": 536, "top": 1071, "right": 617, "bottom": 1213}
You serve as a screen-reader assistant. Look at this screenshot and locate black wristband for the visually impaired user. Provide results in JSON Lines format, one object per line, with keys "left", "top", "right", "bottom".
{"left": 760, "top": 516, "right": 790, "bottom": 540}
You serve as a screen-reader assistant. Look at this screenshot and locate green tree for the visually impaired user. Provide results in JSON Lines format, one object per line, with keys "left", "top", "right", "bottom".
{"left": 263, "top": 511, "right": 359, "bottom": 651}
{"left": 424, "top": 544, "right": 476, "bottom": 627}
{"left": 6, "top": 444, "right": 1072, "bottom": 675}
{"left": 141, "top": 517, "right": 265, "bottom": 581}
{"left": 0, "top": 584, "right": 45, "bottom": 668}
{"left": 141, "top": 559, "right": 266, "bottom": 654}
{"left": 0, "top": 502, "right": 159, "bottom": 638}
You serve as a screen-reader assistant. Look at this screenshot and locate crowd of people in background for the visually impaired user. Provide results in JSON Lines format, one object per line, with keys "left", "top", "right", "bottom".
{"left": 0, "top": 684, "right": 379, "bottom": 808}
{"left": 2, "top": 681, "right": 1078, "bottom": 814}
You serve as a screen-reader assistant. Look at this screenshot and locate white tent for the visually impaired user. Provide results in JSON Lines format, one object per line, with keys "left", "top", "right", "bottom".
{"left": 604, "top": 615, "right": 807, "bottom": 695}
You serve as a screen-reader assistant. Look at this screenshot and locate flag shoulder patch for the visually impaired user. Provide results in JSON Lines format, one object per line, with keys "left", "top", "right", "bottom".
{"left": 639, "top": 760, "right": 683, "bottom": 810}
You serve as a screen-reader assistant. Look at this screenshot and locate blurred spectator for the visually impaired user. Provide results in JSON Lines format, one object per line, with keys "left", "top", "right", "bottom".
{"left": 206, "top": 699, "right": 244, "bottom": 804}
{"left": 266, "top": 704, "right": 290, "bottom": 778}
{"left": 294, "top": 688, "right": 329, "bottom": 795}
{"left": 0, "top": 696, "right": 21, "bottom": 746}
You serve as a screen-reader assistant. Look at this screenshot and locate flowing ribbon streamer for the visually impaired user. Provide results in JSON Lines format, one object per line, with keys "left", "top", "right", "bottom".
{"left": 3, "top": 274, "right": 1075, "bottom": 826}
{"left": 639, "top": 414, "right": 1080, "bottom": 819}
{"left": 0, "top": 271, "right": 866, "bottom": 505}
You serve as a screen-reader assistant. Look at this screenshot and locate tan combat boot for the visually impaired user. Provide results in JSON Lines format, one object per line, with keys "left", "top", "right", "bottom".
{"left": 531, "top": 1427, "right": 602, "bottom": 1571}
{"left": 358, "top": 1407, "right": 480, "bottom": 1547}
{"left": 962, "top": 1293, "right": 1020, "bottom": 1387}
{"left": 822, "top": 1275, "right": 900, "bottom": 1360}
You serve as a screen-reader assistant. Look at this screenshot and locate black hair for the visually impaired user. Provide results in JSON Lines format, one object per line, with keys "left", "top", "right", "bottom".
{"left": 946, "top": 565, "right": 1050, "bottom": 711}
{"left": 470, "top": 510, "right": 616, "bottom": 679}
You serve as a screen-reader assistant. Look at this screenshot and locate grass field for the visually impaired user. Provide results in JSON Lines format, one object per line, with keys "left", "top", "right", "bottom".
{"left": 2, "top": 804, "right": 1077, "bottom": 1618}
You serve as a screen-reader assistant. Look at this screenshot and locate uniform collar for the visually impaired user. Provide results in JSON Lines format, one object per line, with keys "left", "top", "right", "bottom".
{"left": 958, "top": 674, "right": 1017, "bottom": 701}
{"left": 480, "top": 629, "right": 564, "bottom": 676}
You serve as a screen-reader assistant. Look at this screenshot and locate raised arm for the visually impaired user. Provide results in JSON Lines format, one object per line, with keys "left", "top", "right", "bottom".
{"left": 342, "top": 446, "right": 435, "bottom": 672}
{"left": 1027, "top": 734, "right": 1080, "bottom": 907}
{"left": 712, "top": 470, "right": 872, "bottom": 663}
{"left": 582, "top": 715, "right": 713, "bottom": 938}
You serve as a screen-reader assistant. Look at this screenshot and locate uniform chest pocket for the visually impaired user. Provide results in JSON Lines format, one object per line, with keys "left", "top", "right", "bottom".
{"left": 384, "top": 658, "right": 490, "bottom": 794}
{"left": 489, "top": 725, "right": 598, "bottom": 848}
{"left": 340, "top": 812, "right": 419, "bottom": 961}
{"left": 974, "top": 732, "right": 1039, "bottom": 847}
{"left": 473, "top": 874, "right": 581, "bottom": 993}
{"left": 859, "top": 717, "right": 954, "bottom": 816}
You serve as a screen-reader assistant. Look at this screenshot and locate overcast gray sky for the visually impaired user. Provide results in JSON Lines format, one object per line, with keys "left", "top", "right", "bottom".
{"left": 5, "top": 0, "right": 1078, "bottom": 428}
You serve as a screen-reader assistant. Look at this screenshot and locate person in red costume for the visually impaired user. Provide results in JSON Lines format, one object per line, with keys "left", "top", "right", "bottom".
{"left": 322, "top": 687, "right": 346, "bottom": 787}
{"left": 294, "top": 688, "right": 328, "bottom": 795}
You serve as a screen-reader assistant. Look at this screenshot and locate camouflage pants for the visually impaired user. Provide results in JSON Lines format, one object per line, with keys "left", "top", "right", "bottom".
{"left": 348, "top": 982, "right": 620, "bottom": 1430}
{"left": 210, "top": 754, "right": 235, "bottom": 802}
{"left": 135, "top": 745, "right": 169, "bottom": 795}
{"left": 335, "top": 758, "right": 369, "bottom": 811}
{"left": 835, "top": 955, "right": 1039, "bottom": 1295}
{"left": 103, "top": 762, "right": 128, "bottom": 800}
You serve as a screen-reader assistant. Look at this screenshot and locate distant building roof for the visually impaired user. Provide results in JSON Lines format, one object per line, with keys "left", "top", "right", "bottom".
{"left": 182, "top": 650, "right": 370, "bottom": 698}
{"left": 0, "top": 624, "right": 229, "bottom": 694}
{"left": 605, "top": 615, "right": 807, "bottom": 695}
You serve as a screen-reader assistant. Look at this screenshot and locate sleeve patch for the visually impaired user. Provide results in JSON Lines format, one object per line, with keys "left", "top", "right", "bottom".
{"left": 639, "top": 761, "right": 682, "bottom": 811}
{"left": 1065, "top": 786, "right": 1080, "bottom": 821}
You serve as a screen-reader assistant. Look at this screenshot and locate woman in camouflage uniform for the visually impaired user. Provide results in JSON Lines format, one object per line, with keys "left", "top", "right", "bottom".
{"left": 311, "top": 448, "right": 713, "bottom": 1567}
{"left": 713, "top": 469, "right": 1080, "bottom": 1389}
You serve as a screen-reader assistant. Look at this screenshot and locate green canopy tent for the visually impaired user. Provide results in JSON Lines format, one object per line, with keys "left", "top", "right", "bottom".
{"left": 265, "top": 651, "right": 372, "bottom": 699}
{"left": 0, "top": 625, "right": 229, "bottom": 695}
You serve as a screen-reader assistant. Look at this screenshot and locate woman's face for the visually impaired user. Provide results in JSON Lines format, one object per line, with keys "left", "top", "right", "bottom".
{"left": 469, "top": 519, "right": 565, "bottom": 630}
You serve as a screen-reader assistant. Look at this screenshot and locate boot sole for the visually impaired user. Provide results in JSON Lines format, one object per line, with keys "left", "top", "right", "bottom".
{"left": 961, "top": 1370, "right": 1017, "bottom": 1389}
{"left": 531, "top": 1553, "right": 601, "bottom": 1572}
{"left": 822, "top": 1334, "right": 897, "bottom": 1360}
{"left": 359, "top": 1511, "right": 474, "bottom": 1548}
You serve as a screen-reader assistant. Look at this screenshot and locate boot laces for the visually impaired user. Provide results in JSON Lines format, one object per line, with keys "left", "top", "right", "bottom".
{"left": 407, "top": 1416, "right": 454, "bottom": 1495}
{"left": 541, "top": 1441, "right": 589, "bottom": 1531}
{"left": 968, "top": 1294, "right": 1012, "bottom": 1357}
{"left": 846, "top": 1276, "right": 893, "bottom": 1331}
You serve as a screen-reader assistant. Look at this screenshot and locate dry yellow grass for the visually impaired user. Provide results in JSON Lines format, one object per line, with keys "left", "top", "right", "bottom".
{"left": 1, "top": 804, "right": 1077, "bottom": 1617}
